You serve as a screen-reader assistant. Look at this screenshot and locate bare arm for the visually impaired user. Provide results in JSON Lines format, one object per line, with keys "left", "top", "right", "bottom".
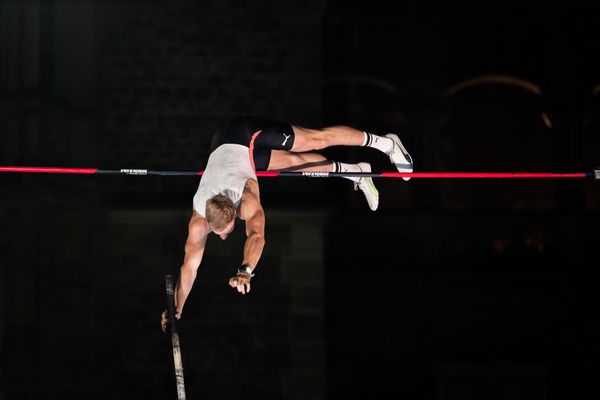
{"left": 240, "top": 180, "right": 266, "bottom": 271}
{"left": 175, "top": 212, "right": 209, "bottom": 317}
{"left": 228, "top": 180, "right": 265, "bottom": 294}
{"left": 241, "top": 207, "right": 265, "bottom": 270}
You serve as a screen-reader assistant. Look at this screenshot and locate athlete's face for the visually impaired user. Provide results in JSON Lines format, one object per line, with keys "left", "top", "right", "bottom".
{"left": 212, "top": 219, "right": 235, "bottom": 240}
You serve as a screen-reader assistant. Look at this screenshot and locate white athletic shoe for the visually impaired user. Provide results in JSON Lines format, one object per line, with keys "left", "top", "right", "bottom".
{"left": 353, "top": 162, "right": 379, "bottom": 211}
{"left": 385, "top": 133, "right": 413, "bottom": 181}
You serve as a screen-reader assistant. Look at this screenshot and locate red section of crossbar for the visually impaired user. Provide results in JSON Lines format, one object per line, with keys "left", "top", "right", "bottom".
{"left": 0, "top": 166, "right": 99, "bottom": 174}
{"left": 255, "top": 171, "right": 281, "bottom": 177}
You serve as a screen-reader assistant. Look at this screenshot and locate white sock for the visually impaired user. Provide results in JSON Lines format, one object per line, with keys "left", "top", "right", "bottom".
{"left": 333, "top": 161, "right": 362, "bottom": 183}
{"left": 362, "top": 131, "right": 393, "bottom": 153}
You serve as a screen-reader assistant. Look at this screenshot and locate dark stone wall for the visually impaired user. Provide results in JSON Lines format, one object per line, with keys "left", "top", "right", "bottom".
{"left": 100, "top": 1, "right": 325, "bottom": 199}
{"left": 325, "top": 210, "right": 599, "bottom": 399}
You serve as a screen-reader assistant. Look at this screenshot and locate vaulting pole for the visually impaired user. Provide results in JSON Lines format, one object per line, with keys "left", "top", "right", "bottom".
{"left": 165, "top": 275, "right": 186, "bottom": 400}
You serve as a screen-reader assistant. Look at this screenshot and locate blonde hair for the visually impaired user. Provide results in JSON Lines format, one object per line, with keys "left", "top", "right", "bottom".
{"left": 205, "top": 194, "right": 236, "bottom": 230}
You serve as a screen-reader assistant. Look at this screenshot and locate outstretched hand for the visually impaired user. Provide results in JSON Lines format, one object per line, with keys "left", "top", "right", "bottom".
{"left": 161, "top": 309, "right": 181, "bottom": 333}
{"left": 229, "top": 272, "right": 252, "bottom": 294}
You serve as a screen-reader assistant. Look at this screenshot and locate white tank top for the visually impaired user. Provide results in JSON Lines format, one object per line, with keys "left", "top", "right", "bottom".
{"left": 193, "top": 144, "right": 257, "bottom": 217}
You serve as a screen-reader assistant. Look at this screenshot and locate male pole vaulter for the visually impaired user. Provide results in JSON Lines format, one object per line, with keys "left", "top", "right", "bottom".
{"left": 161, "top": 115, "right": 413, "bottom": 330}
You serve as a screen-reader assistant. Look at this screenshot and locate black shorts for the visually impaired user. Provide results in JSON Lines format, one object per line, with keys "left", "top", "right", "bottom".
{"left": 210, "top": 116, "right": 295, "bottom": 171}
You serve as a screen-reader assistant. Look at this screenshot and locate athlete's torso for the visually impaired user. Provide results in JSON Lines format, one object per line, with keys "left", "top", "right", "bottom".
{"left": 193, "top": 143, "right": 257, "bottom": 217}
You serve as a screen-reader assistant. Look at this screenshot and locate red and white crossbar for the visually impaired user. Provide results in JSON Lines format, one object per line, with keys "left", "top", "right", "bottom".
{"left": 0, "top": 166, "right": 598, "bottom": 179}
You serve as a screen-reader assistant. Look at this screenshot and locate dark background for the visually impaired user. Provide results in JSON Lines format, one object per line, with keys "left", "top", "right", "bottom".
{"left": 1, "top": 1, "right": 599, "bottom": 399}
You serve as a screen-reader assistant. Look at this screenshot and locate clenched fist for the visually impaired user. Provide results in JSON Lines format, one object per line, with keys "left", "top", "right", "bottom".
{"left": 160, "top": 308, "right": 181, "bottom": 333}
{"left": 229, "top": 272, "right": 252, "bottom": 294}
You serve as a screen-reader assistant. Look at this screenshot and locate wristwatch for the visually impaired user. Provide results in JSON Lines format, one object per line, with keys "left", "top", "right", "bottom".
{"left": 238, "top": 265, "right": 255, "bottom": 277}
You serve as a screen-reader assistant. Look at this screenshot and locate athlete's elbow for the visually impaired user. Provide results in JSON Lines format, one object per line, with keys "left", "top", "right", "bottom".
{"left": 180, "top": 263, "right": 198, "bottom": 279}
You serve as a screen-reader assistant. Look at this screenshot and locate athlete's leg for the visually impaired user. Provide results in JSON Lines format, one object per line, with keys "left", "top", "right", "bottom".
{"left": 290, "top": 124, "right": 414, "bottom": 180}
{"left": 290, "top": 125, "right": 365, "bottom": 152}
{"left": 267, "top": 150, "right": 379, "bottom": 210}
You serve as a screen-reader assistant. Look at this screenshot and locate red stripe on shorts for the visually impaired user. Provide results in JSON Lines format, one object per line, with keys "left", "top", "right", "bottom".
{"left": 248, "top": 129, "right": 263, "bottom": 172}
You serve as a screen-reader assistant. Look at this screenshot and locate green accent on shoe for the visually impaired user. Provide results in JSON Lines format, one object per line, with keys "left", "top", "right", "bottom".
{"left": 367, "top": 179, "right": 379, "bottom": 195}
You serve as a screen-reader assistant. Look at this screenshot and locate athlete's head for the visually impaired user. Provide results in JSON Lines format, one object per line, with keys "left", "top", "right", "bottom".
{"left": 206, "top": 194, "right": 236, "bottom": 240}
